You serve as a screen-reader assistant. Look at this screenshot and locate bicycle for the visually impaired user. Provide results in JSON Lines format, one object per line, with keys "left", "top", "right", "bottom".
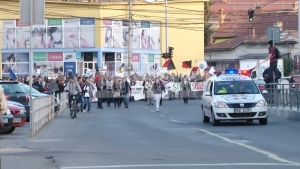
{"left": 69, "top": 95, "right": 79, "bottom": 119}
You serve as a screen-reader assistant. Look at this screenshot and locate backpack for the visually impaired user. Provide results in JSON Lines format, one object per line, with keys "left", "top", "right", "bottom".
{"left": 275, "top": 47, "right": 281, "bottom": 59}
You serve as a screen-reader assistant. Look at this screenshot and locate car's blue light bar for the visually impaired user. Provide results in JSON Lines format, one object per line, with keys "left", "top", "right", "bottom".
{"left": 225, "top": 69, "right": 238, "bottom": 74}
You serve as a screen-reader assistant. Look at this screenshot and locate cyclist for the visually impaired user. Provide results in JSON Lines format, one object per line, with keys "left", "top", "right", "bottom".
{"left": 65, "top": 76, "right": 82, "bottom": 112}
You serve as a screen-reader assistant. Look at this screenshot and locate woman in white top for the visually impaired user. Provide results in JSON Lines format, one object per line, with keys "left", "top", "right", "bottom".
{"left": 83, "top": 79, "right": 94, "bottom": 113}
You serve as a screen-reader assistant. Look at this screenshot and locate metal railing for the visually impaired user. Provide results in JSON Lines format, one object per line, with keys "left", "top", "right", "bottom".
{"left": 29, "top": 92, "right": 68, "bottom": 138}
{"left": 259, "top": 83, "right": 300, "bottom": 111}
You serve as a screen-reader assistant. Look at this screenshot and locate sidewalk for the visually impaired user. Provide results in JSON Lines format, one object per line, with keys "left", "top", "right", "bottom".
{"left": 268, "top": 106, "right": 300, "bottom": 121}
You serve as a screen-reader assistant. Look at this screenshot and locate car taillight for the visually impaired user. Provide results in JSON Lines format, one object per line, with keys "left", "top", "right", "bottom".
{"left": 259, "top": 85, "right": 265, "bottom": 90}
{"left": 5, "top": 94, "right": 9, "bottom": 100}
{"left": 26, "top": 94, "right": 29, "bottom": 101}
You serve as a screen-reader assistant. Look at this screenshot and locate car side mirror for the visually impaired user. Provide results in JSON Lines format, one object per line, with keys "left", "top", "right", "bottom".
{"left": 262, "top": 90, "right": 267, "bottom": 94}
{"left": 204, "top": 92, "right": 211, "bottom": 96}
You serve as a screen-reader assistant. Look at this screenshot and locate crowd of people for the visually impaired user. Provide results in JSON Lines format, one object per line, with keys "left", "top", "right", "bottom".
{"left": 4, "top": 71, "right": 202, "bottom": 113}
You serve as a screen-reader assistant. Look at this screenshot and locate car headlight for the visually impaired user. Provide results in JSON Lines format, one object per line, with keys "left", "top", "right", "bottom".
{"left": 20, "top": 108, "right": 25, "bottom": 114}
{"left": 6, "top": 109, "right": 11, "bottom": 115}
{"left": 256, "top": 100, "right": 267, "bottom": 107}
{"left": 215, "top": 101, "right": 228, "bottom": 108}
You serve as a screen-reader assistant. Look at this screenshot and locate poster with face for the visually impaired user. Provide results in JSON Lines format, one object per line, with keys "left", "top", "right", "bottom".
{"left": 31, "top": 26, "right": 46, "bottom": 48}
{"left": 47, "top": 27, "right": 63, "bottom": 48}
{"left": 16, "top": 20, "right": 30, "bottom": 49}
{"left": 80, "top": 18, "right": 95, "bottom": 48}
{"left": 2, "top": 20, "right": 16, "bottom": 49}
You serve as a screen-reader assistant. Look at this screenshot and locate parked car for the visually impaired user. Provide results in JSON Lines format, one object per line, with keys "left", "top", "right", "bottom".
{"left": 19, "top": 83, "right": 60, "bottom": 112}
{"left": 1, "top": 103, "right": 27, "bottom": 134}
{"left": 0, "top": 109, "right": 14, "bottom": 134}
{"left": 0, "top": 81, "right": 30, "bottom": 120}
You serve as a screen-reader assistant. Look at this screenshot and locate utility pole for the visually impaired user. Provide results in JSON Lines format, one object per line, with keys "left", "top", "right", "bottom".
{"left": 128, "top": 0, "right": 133, "bottom": 76}
{"left": 165, "top": 0, "right": 168, "bottom": 59}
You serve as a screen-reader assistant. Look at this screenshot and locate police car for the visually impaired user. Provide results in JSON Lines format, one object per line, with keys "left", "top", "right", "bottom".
{"left": 201, "top": 69, "right": 268, "bottom": 126}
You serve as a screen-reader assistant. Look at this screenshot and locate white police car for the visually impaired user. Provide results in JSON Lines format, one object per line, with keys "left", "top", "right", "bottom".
{"left": 201, "top": 69, "right": 268, "bottom": 126}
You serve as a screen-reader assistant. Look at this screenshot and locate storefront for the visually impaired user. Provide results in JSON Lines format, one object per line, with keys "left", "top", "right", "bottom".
{"left": 1, "top": 18, "right": 97, "bottom": 79}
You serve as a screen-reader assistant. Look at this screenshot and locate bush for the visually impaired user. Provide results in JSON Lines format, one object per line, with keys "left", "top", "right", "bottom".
{"left": 283, "top": 57, "right": 294, "bottom": 77}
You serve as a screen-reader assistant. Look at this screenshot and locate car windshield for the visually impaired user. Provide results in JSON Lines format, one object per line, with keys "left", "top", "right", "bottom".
{"left": 20, "top": 83, "right": 41, "bottom": 95}
{"left": 214, "top": 80, "right": 260, "bottom": 95}
{"left": 0, "top": 83, "right": 26, "bottom": 94}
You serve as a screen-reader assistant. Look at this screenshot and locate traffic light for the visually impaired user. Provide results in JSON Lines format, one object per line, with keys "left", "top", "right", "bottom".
{"left": 169, "top": 46, "right": 174, "bottom": 58}
{"left": 162, "top": 53, "right": 167, "bottom": 59}
{"left": 248, "top": 9, "right": 254, "bottom": 22}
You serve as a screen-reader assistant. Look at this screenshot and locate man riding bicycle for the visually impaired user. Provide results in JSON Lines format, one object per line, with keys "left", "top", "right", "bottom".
{"left": 65, "top": 76, "right": 82, "bottom": 112}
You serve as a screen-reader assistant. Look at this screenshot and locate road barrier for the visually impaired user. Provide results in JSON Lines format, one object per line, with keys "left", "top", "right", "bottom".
{"left": 29, "top": 92, "right": 67, "bottom": 138}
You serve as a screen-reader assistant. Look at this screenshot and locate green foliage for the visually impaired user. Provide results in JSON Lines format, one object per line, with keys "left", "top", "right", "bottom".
{"left": 283, "top": 57, "right": 294, "bottom": 77}
{"left": 204, "top": 1, "right": 214, "bottom": 47}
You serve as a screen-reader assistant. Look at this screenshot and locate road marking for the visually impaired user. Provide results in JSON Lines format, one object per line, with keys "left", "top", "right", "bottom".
{"left": 171, "top": 120, "right": 186, "bottom": 124}
{"left": 28, "top": 139, "right": 63, "bottom": 142}
{"left": 61, "top": 163, "right": 300, "bottom": 169}
{"left": 194, "top": 128, "right": 299, "bottom": 165}
{"left": 160, "top": 115, "right": 165, "bottom": 117}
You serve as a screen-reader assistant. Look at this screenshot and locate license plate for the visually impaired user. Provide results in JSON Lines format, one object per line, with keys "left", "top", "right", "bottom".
{"left": 234, "top": 109, "right": 251, "bottom": 113}
{"left": 13, "top": 118, "right": 22, "bottom": 123}
{"left": 3, "top": 119, "right": 8, "bottom": 123}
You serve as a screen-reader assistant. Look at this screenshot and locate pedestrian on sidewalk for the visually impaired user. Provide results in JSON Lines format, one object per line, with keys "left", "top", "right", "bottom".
{"left": 152, "top": 78, "right": 164, "bottom": 112}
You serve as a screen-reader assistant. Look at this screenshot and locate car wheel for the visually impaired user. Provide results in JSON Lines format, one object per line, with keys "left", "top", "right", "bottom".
{"left": 1, "top": 127, "right": 15, "bottom": 134}
{"left": 202, "top": 107, "right": 210, "bottom": 123}
{"left": 211, "top": 111, "right": 220, "bottom": 126}
{"left": 259, "top": 117, "right": 268, "bottom": 125}
{"left": 246, "top": 119, "right": 253, "bottom": 122}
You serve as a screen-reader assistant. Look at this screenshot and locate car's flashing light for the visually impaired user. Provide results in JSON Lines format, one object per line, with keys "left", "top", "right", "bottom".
{"left": 225, "top": 69, "right": 238, "bottom": 74}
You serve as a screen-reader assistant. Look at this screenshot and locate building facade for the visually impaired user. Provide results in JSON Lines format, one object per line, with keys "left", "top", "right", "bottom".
{"left": 0, "top": 0, "right": 206, "bottom": 79}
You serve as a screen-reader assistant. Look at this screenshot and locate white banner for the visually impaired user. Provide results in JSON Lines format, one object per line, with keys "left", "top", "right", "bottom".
{"left": 130, "top": 86, "right": 144, "bottom": 101}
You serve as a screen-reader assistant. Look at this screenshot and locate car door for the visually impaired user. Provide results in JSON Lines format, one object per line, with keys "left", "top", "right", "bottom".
{"left": 202, "top": 81, "right": 212, "bottom": 115}
{"left": 206, "top": 81, "right": 214, "bottom": 116}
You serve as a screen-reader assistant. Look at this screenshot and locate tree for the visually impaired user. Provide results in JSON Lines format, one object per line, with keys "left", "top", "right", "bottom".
{"left": 283, "top": 57, "right": 294, "bottom": 77}
{"left": 204, "top": 1, "right": 214, "bottom": 47}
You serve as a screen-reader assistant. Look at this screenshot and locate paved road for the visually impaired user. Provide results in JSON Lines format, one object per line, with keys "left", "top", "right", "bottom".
{"left": 0, "top": 99, "right": 300, "bottom": 169}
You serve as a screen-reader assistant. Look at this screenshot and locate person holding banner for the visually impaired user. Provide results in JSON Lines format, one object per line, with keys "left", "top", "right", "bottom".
{"left": 181, "top": 77, "right": 191, "bottom": 104}
{"left": 145, "top": 78, "right": 154, "bottom": 106}
{"left": 152, "top": 78, "right": 164, "bottom": 112}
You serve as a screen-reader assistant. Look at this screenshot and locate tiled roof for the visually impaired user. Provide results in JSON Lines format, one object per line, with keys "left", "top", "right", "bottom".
{"left": 205, "top": 35, "right": 250, "bottom": 51}
{"left": 245, "top": 30, "right": 298, "bottom": 43}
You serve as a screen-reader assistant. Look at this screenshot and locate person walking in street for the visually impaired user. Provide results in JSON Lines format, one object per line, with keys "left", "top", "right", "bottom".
{"left": 77, "top": 77, "right": 85, "bottom": 112}
{"left": 121, "top": 77, "right": 130, "bottom": 108}
{"left": 96, "top": 76, "right": 106, "bottom": 109}
{"left": 112, "top": 78, "right": 121, "bottom": 108}
{"left": 106, "top": 76, "right": 113, "bottom": 107}
{"left": 181, "top": 77, "right": 191, "bottom": 104}
{"left": 82, "top": 79, "right": 94, "bottom": 113}
{"left": 152, "top": 78, "right": 164, "bottom": 112}
{"left": 33, "top": 77, "right": 45, "bottom": 93}
{"left": 267, "top": 40, "right": 278, "bottom": 83}
{"left": 145, "top": 78, "right": 154, "bottom": 106}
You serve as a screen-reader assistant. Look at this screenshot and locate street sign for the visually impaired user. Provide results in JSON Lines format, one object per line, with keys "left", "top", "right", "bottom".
{"left": 20, "top": 0, "right": 45, "bottom": 25}
{"left": 76, "top": 52, "right": 81, "bottom": 59}
{"left": 49, "top": 82, "right": 58, "bottom": 91}
{"left": 267, "top": 27, "right": 280, "bottom": 43}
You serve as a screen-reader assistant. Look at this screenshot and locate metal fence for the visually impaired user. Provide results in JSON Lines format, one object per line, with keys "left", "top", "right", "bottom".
{"left": 259, "top": 83, "right": 300, "bottom": 111}
{"left": 29, "top": 92, "right": 68, "bottom": 138}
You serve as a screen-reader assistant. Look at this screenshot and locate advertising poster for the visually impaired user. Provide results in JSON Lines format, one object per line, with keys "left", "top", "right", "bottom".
{"left": 63, "top": 18, "right": 80, "bottom": 48}
{"left": 113, "top": 20, "right": 123, "bottom": 48}
{"left": 103, "top": 19, "right": 113, "bottom": 48}
{"left": 141, "top": 21, "right": 151, "bottom": 49}
{"left": 2, "top": 20, "right": 16, "bottom": 49}
{"left": 64, "top": 62, "right": 76, "bottom": 76}
{"left": 32, "top": 52, "right": 64, "bottom": 78}
{"left": 116, "top": 53, "right": 122, "bottom": 62}
{"left": 132, "top": 21, "right": 141, "bottom": 49}
{"left": 2, "top": 53, "right": 29, "bottom": 74}
{"left": 16, "top": 20, "right": 30, "bottom": 49}
{"left": 132, "top": 54, "right": 140, "bottom": 62}
{"left": 102, "top": 19, "right": 160, "bottom": 50}
{"left": 80, "top": 18, "right": 95, "bottom": 48}
{"left": 142, "top": 54, "right": 148, "bottom": 63}
{"left": 1, "top": 18, "right": 95, "bottom": 49}
{"left": 47, "top": 19, "right": 63, "bottom": 48}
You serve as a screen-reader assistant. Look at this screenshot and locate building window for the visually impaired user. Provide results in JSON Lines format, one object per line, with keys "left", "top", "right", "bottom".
{"left": 224, "top": 62, "right": 235, "bottom": 69}
{"left": 84, "top": 52, "right": 94, "bottom": 62}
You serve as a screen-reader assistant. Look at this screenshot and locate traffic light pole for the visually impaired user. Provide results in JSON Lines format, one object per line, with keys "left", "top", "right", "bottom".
{"left": 165, "top": 0, "right": 168, "bottom": 59}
